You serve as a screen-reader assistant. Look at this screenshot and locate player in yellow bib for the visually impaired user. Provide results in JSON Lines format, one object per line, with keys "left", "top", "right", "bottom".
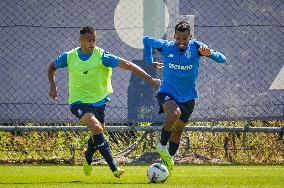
{"left": 48, "top": 26, "right": 160, "bottom": 178}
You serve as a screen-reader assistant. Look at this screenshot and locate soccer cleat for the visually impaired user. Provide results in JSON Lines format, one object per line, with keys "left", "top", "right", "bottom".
{"left": 113, "top": 167, "right": 125, "bottom": 178}
{"left": 83, "top": 160, "right": 92, "bottom": 176}
{"left": 156, "top": 143, "right": 174, "bottom": 175}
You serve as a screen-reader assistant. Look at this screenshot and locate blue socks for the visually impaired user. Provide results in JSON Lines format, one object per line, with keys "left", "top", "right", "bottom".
{"left": 93, "top": 133, "right": 117, "bottom": 172}
{"left": 160, "top": 128, "right": 180, "bottom": 156}
{"left": 160, "top": 128, "right": 171, "bottom": 146}
{"left": 85, "top": 137, "right": 97, "bottom": 165}
{"left": 168, "top": 141, "right": 179, "bottom": 156}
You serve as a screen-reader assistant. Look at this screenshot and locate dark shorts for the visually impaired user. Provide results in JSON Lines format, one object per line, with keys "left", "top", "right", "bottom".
{"left": 70, "top": 103, "right": 106, "bottom": 124}
{"left": 156, "top": 92, "right": 195, "bottom": 123}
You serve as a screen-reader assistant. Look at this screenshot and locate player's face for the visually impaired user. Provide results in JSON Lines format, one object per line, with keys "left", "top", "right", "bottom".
{"left": 174, "top": 31, "right": 192, "bottom": 50}
{"left": 80, "top": 33, "right": 96, "bottom": 54}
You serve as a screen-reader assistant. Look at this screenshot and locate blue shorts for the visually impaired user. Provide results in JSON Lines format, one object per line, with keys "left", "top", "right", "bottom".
{"left": 70, "top": 103, "right": 106, "bottom": 124}
{"left": 156, "top": 92, "right": 195, "bottom": 123}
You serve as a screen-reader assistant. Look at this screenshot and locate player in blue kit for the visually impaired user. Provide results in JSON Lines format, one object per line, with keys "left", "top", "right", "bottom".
{"left": 143, "top": 21, "right": 226, "bottom": 175}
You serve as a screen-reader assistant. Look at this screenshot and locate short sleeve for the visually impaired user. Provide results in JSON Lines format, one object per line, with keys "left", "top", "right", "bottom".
{"left": 101, "top": 51, "right": 121, "bottom": 68}
{"left": 55, "top": 52, "right": 68, "bottom": 69}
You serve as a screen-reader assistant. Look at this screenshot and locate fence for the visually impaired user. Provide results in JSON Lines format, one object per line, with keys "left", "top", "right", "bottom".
{"left": 0, "top": 121, "right": 283, "bottom": 164}
{"left": 0, "top": 0, "right": 283, "bottom": 123}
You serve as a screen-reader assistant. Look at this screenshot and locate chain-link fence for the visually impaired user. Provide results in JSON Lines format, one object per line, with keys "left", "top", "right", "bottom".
{"left": 0, "top": 121, "right": 283, "bottom": 164}
{"left": 0, "top": 0, "right": 283, "bottom": 123}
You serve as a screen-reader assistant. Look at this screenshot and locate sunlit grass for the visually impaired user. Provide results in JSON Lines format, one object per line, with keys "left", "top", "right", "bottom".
{"left": 0, "top": 165, "right": 283, "bottom": 188}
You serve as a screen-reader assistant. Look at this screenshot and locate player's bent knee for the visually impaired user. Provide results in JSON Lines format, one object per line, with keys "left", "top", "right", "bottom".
{"left": 92, "top": 125, "right": 103, "bottom": 134}
{"left": 86, "top": 123, "right": 103, "bottom": 135}
{"left": 80, "top": 113, "right": 103, "bottom": 134}
{"left": 174, "top": 108, "right": 181, "bottom": 117}
{"left": 80, "top": 113, "right": 94, "bottom": 123}
{"left": 167, "top": 108, "right": 181, "bottom": 122}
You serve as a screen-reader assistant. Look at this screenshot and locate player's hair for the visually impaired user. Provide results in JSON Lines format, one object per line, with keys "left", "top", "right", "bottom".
{"left": 80, "top": 26, "right": 95, "bottom": 35}
{"left": 175, "top": 21, "right": 191, "bottom": 33}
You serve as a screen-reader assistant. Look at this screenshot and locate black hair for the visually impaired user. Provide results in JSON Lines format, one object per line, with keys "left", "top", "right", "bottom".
{"left": 80, "top": 26, "right": 95, "bottom": 35}
{"left": 175, "top": 21, "right": 191, "bottom": 33}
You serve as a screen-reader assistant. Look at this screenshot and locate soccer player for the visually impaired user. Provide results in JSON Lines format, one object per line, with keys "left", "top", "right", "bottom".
{"left": 143, "top": 21, "right": 226, "bottom": 175}
{"left": 48, "top": 26, "right": 160, "bottom": 178}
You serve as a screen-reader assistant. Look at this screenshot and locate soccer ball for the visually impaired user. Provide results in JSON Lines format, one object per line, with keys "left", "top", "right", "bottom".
{"left": 147, "top": 163, "right": 169, "bottom": 183}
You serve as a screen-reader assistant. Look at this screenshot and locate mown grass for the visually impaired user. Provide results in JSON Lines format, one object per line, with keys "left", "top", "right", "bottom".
{"left": 0, "top": 165, "right": 283, "bottom": 188}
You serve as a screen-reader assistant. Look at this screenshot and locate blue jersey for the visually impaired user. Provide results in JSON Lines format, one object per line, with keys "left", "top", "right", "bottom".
{"left": 55, "top": 47, "right": 121, "bottom": 106}
{"left": 143, "top": 36, "right": 226, "bottom": 102}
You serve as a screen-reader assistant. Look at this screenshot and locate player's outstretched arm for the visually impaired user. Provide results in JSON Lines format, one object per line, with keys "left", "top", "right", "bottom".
{"left": 198, "top": 46, "right": 226, "bottom": 63}
{"left": 118, "top": 59, "right": 161, "bottom": 89}
{"left": 143, "top": 36, "right": 166, "bottom": 65}
{"left": 199, "top": 46, "right": 226, "bottom": 64}
{"left": 194, "top": 40, "right": 226, "bottom": 63}
{"left": 48, "top": 62, "right": 58, "bottom": 100}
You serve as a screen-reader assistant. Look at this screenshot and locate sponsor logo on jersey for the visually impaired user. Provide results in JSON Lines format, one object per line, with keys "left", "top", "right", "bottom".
{"left": 169, "top": 63, "right": 193, "bottom": 70}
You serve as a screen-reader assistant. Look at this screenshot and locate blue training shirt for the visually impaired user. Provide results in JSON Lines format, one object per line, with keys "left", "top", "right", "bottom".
{"left": 143, "top": 36, "right": 226, "bottom": 102}
{"left": 55, "top": 47, "right": 121, "bottom": 106}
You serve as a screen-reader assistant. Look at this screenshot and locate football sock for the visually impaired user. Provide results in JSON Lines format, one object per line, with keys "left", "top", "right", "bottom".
{"left": 85, "top": 136, "right": 97, "bottom": 165}
{"left": 93, "top": 133, "right": 117, "bottom": 172}
{"left": 168, "top": 141, "right": 179, "bottom": 156}
{"left": 160, "top": 128, "right": 172, "bottom": 146}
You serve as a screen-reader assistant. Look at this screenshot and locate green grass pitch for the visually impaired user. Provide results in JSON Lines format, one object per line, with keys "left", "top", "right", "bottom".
{"left": 0, "top": 165, "right": 283, "bottom": 188}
